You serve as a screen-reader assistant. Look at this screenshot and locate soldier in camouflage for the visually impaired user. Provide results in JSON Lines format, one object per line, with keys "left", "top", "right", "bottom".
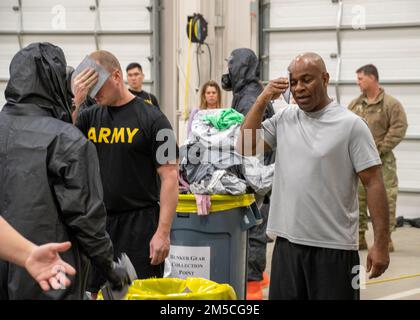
{"left": 349, "top": 64, "right": 408, "bottom": 252}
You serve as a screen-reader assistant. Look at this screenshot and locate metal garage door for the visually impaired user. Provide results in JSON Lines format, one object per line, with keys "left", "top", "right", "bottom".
{"left": 260, "top": 0, "right": 420, "bottom": 218}
{"left": 0, "top": 0, "right": 160, "bottom": 110}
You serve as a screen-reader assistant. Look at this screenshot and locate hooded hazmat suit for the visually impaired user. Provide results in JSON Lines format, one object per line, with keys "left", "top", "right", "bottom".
{"left": 227, "top": 48, "right": 275, "bottom": 120}
{"left": 0, "top": 43, "right": 117, "bottom": 299}
{"left": 224, "top": 48, "right": 274, "bottom": 284}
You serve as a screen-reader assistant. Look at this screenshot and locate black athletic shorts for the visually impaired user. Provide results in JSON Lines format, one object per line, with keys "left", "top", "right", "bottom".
{"left": 88, "top": 206, "right": 164, "bottom": 293}
{"left": 269, "top": 237, "right": 360, "bottom": 300}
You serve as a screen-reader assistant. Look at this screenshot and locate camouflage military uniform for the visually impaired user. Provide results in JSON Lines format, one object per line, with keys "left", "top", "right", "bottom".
{"left": 349, "top": 89, "right": 408, "bottom": 233}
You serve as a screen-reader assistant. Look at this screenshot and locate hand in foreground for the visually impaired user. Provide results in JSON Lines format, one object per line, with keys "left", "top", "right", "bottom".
{"left": 72, "top": 68, "right": 99, "bottom": 107}
{"left": 366, "top": 244, "right": 390, "bottom": 279}
{"left": 261, "top": 77, "right": 290, "bottom": 101}
{"left": 149, "top": 231, "right": 170, "bottom": 266}
{"left": 25, "top": 242, "right": 76, "bottom": 291}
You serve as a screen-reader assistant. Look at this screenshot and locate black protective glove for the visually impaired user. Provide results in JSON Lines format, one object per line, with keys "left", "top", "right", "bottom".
{"left": 103, "top": 262, "right": 131, "bottom": 291}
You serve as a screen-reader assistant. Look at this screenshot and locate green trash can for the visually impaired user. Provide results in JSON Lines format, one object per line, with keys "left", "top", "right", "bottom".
{"left": 168, "top": 194, "right": 261, "bottom": 300}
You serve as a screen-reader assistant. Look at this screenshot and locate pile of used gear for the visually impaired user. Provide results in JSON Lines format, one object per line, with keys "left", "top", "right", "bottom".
{"left": 179, "top": 108, "right": 275, "bottom": 215}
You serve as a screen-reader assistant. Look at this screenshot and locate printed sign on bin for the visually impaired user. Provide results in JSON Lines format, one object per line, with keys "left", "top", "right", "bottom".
{"left": 167, "top": 246, "right": 211, "bottom": 279}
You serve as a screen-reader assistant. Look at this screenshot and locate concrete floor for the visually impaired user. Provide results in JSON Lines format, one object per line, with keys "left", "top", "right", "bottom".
{"left": 263, "top": 225, "right": 420, "bottom": 300}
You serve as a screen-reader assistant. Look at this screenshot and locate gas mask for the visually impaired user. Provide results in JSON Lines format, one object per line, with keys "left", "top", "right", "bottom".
{"left": 221, "top": 73, "right": 233, "bottom": 92}
{"left": 65, "top": 66, "right": 76, "bottom": 115}
{"left": 66, "top": 66, "right": 75, "bottom": 99}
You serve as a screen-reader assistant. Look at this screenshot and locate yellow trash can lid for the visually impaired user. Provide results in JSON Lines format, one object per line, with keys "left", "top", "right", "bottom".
{"left": 98, "top": 277, "right": 237, "bottom": 300}
{"left": 176, "top": 194, "right": 255, "bottom": 214}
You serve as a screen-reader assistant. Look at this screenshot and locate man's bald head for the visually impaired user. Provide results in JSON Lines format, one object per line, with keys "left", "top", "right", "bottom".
{"left": 289, "top": 52, "right": 327, "bottom": 74}
{"left": 88, "top": 50, "right": 131, "bottom": 106}
{"left": 89, "top": 50, "right": 122, "bottom": 73}
{"left": 287, "top": 52, "right": 332, "bottom": 113}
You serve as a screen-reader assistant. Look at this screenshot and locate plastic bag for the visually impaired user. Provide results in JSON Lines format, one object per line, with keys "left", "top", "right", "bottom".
{"left": 176, "top": 194, "right": 256, "bottom": 214}
{"left": 98, "top": 278, "right": 237, "bottom": 300}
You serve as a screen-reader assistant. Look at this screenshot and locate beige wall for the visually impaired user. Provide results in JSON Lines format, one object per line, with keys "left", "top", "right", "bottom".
{"left": 160, "top": 0, "right": 259, "bottom": 144}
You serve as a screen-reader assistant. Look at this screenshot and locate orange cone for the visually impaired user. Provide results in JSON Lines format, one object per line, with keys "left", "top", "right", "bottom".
{"left": 246, "top": 281, "right": 263, "bottom": 300}
{"left": 261, "top": 272, "right": 270, "bottom": 288}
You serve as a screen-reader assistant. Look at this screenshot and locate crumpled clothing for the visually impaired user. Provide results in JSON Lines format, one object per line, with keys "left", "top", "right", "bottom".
{"left": 190, "top": 170, "right": 247, "bottom": 196}
{"left": 190, "top": 115, "right": 241, "bottom": 151}
{"left": 180, "top": 140, "right": 242, "bottom": 184}
{"left": 180, "top": 140, "right": 242, "bottom": 169}
{"left": 242, "top": 156, "right": 275, "bottom": 196}
{"left": 194, "top": 194, "right": 211, "bottom": 216}
{"left": 182, "top": 163, "right": 215, "bottom": 186}
{"left": 203, "top": 108, "right": 245, "bottom": 131}
{"left": 180, "top": 108, "right": 273, "bottom": 196}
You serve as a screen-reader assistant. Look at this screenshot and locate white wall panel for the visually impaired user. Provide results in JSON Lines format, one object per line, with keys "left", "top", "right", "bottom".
{"left": 20, "top": 0, "right": 152, "bottom": 31}
{"left": 340, "top": 28, "right": 420, "bottom": 81}
{"left": 269, "top": 31, "right": 338, "bottom": 80}
{"left": 0, "top": 0, "right": 156, "bottom": 101}
{"left": 0, "top": 82, "right": 7, "bottom": 111}
{"left": 99, "top": 35, "right": 152, "bottom": 81}
{"left": 385, "top": 86, "right": 420, "bottom": 137}
{"left": 0, "top": 36, "right": 20, "bottom": 78}
{"left": 328, "top": 86, "right": 338, "bottom": 103}
{"left": 100, "top": 0, "right": 151, "bottom": 31}
{"left": 342, "top": 0, "right": 420, "bottom": 26}
{"left": 395, "top": 141, "right": 420, "bottom": 191}
{"left": 140, "top": 83, "right": 152, "bottom": 94}
{"left": 339, "top": 85, "right": 361, "bottom": 108}
{"left": 397, "top": 193, "right": 420, "bottom": 219}
{"left": 270, "top": 0, "right": 338, "bottom": 28}
{"left": 22, "top": 0, "right": 96, "bottom": 31}
{"left": 21, "top": 35, "right": 96, "bottom": 68}
{"left": 0, "top": 0, "right": 19, "bottom": 31}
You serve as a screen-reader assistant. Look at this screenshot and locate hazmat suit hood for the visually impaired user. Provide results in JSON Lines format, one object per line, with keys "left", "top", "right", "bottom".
{"left": 227, "top": 48, "right": 261, "bottom": 94}
{"left": 225, "top": 48, "right": 275, "bottom": 120}
{"left": 4, "top": 42, "right": 73, "bottom": 123}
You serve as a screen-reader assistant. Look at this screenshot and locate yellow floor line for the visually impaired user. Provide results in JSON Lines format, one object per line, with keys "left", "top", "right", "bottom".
{"left": 366, "top": 273, "right": 420, "bottom": 286}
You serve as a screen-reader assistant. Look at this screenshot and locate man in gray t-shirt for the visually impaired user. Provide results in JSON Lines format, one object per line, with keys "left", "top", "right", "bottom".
{"left": 238, "top": 52, "right": 390, "bottom": 300}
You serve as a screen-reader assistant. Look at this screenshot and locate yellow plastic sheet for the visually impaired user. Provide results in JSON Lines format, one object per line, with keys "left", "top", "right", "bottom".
{"left": 176, "top": 194, "right": 255, "bottom": 213}
{"left": 98, "top": 278, "right": 237, "bottom": 300}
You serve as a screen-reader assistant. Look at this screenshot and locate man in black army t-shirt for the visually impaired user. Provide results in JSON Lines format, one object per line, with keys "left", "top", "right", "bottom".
{"left": 73, "top": 51, "right": 179, "bottom": 295}
{"left": 126, "top": 62, "right": 160, "bottom": 109}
